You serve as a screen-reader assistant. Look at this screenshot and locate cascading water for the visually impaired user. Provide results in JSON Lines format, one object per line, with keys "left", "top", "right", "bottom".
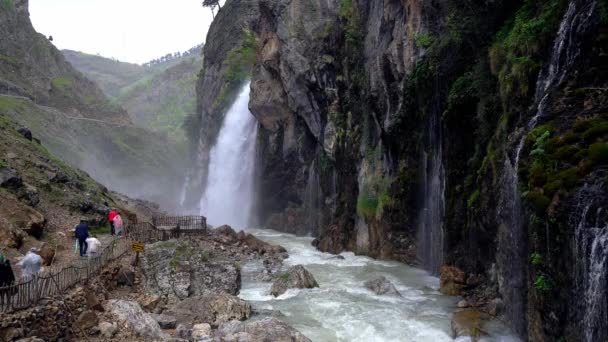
{"left": 304, "top": 160, "right": 321, "bottom": 236}
{"left": 417, "top": 108, "right": 445, "bottom": 274}
{"left": 200, "top": 82, "right": 258, "bottom": 229}
{"left": 496, "top": 0, "right": 598, "bottom": 336}
{"left": 573, "top": 175, "right": 608, "bottom": 342}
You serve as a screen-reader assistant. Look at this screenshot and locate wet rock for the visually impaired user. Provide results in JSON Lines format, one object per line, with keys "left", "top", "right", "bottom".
{"left": 457, "top": 300, "right": 470, "bottom": 308}
{"left": 105, "top": 299, "right": 168, "bottom": 340}
{"left": 191, "top": 323, "right": 212, "bottom": 339}
{"left": 98, "top": 321, "right": 118, "bottom": 338}
{"left": 217, "top": 317, "right": 311, "bottom": 341}
{"left": 0, "top": 167, "right": 22, "bottom": 189}
{"left": 440, "top": 265, "right": 466, "bottom": 296}
{"left": 166, "top": 291, "right": 251, "bottom": 327}
{"left": 271, "top": 265, "right": 319, "bottom": 297}
{"left": 237, "top": 231, "right": 287, "bottom": 255}
{"left": 17, "top": 127, "right": 32, "bottom": 141}
{"left": 487, "top": 298, "right": 504, "bottom": 316}
{"left": 330, "top": 255, "right": 345, "bottom": 260}
{"left": 451, "top": 308, "right": 489, "bottom": 340}
{"left": 76, "top": 310, "right": 99, "bottom": 330}
{"left": 364, "top": 276, "right": 402, "bottom": 297}
{"left": 152, "top": 313, "right": 177, "bottom": 329}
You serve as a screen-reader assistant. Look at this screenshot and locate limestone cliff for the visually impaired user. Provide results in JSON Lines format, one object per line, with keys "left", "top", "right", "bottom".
{"left": 192, "top": 0, "right": 608, "bottom": 339}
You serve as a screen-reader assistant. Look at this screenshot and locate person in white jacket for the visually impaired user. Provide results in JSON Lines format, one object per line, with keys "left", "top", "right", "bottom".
{"left": 17, "top": 248, "right": 42, "bottom": 281}
{"left": 86, "top": 237, "right": 102, "bottom": 257}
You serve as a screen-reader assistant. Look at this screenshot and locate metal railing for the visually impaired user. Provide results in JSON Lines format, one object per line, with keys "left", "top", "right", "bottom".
{"left": 0, "top": 216, "right": 207, "bottom": 313}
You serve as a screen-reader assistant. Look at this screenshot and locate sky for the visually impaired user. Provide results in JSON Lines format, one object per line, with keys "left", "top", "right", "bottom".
{"left": 29, "top": 0, "right": 220, "bottom": 64}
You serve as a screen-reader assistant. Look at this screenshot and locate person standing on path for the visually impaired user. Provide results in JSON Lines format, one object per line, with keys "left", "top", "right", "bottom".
{"left": 16, "top": 248, "right": 42, "bottom": 281}
{"left": 74, "top": 219, "right": 90, "bottom": 257}
{"left": 113, "top": 213, "right": 123, "bottom": 236}
{"left": 85, "top": 236, "right": 101, "bottom": 257}
{"left": 108, "top": 208, "right": 118, "bottom": 235}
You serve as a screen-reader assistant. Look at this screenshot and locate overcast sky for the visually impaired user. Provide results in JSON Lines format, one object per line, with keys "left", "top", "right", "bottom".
{"left": 30, "top": 0, "right": 219, "bottom": 64}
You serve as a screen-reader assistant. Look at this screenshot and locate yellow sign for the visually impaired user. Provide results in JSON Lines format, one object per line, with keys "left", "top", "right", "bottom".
{"left": 131, "top": 242, "right": 145, "bottom": 253}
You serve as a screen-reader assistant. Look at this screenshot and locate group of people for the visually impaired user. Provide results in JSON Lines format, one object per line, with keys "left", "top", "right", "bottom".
{"left": 74, "top": 208, "right": 122, "bottom": 257}
{"left": 0, "top": 247, "right": 42, "bottom": 289}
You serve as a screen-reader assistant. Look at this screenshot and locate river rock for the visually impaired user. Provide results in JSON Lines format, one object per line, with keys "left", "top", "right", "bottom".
{"left": 98, "top": 322, "right": 117, "bottom": 338}
{"left": 451, "top": 308, "right": 489, "bottom": 340}
{"left": 271, "top": 265, "right": 319, "bottom": 297}
{"left": 364, "top": 276, "right": 402, "bottom": 296}
{"left": 217, "top": 317, "right": 311, "bottom": 341}
{"left": 440, "top": 265, "right": 466, "bottom": 296}
{"left": 165, "top": 291, "right": 251, "bottom": 327}
{"left": 105, "top": 299, "right": 168, "bottom": 340}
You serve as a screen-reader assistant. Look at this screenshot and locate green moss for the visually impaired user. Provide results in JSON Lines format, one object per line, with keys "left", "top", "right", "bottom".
{"left": 224, "top": 30, "right": 256, "bottom": 83}
{"left": 490, "top": 0, "right": 569, "bottom": 103}
{"left": 530, "top": 252, "right": 543, "bottom": 266}
{"left": 0, "top": 0, "right": 13, "bottom": 10}
{"left": 551, "top": 145, "right": 581, "bottom": 162}
{"left": 534, "top": 274, "right": 551, "bottom": 292}
{"left": 357, "top": 191, "right": 378, "bottom": 221}
{"left": 524, "top": 191, "right": 551, "bottom": 214}
{"left": 543, "top": 179, "right": 562, "bottom": 196}
{"left": 339, "top": 0, "right": 362, "bottom": 45}
{"left": 589, "top": 142, "right": 608, "bottom": 165}
{"left": 467, "top": 189, "right": 481, "bottom": 209}
{"left": 51, "top": 76, "right": 74, "bottom": 91}
{"left": 414, "top": 33, "right": 435, "bottom": 49}
{"left": 582, "top": 122, "right": 608, "bottom": 142}
{"left": 554, "top": 167, "right": 579, "bottom": 189}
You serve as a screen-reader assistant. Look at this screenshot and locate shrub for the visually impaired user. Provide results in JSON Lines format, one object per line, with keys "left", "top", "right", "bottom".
{"left": 467, "top": 189, "right": 481, "bottom": 209}
{"left": 530, "top": 252, "right": 543, "bottom": 266}
{"left": 551, "top": 145, "right": 581, "bottom": 162}
{"left": 582, "top": 122, "right": 608, "bottom": 142}
{"left": 357, "top": 192, "right": 378, "bottom": 221}
{"left": 524, "top": 191, "right": 551, "bottom": 214}
{"left": 534, "top": 274, "right": 550, "bottom": 292}
{"left": 414, "top": 33, "right": 435, "bottom": 49}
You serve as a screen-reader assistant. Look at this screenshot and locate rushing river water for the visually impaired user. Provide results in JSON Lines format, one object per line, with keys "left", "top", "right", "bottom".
{"left": 240, "top": 229, "right": 517, "bottom": 342}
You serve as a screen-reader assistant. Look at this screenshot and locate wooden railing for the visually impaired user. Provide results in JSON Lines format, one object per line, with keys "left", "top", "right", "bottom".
{"left": 0, "top": 216, "right": 206, "bottom": 313}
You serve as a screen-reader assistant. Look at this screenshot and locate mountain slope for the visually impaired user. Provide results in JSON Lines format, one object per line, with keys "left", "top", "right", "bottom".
{"left": 0, "top": 0, "right": 185, "bottom": 210}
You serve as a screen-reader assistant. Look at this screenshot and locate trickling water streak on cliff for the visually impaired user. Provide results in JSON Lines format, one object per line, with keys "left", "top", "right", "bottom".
{"left": 573, "top": 176, "right": 608, "bottom": 342}
{"left": 417, "top": 102, "right": 445, "bottom": 275}
{"left": 200, "top": 83, "right": 258, "bottom": 229}
{"left": 496, "top": 0, "right": 597, "bottom": 336}
{"left": 304, "top": 160, "right": 321, "bottom": 236}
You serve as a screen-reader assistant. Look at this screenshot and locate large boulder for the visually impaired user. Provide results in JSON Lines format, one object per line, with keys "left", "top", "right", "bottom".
{"left": 217, "top": 318, "right": 311, "bottom": 342}
{"left": 440, "top": 265, "right": 466, "bottom": 296}
{"left": 271, "top": 265, "right": 319, "bottom": 297}
{"left": 364, "top": 276, "right": 402, "bottom": 297}
{"left": 105, "top": 300, "right": 168, "bottom": 341}
{"left": 0, "top": 167, "right": 22, "bottom": 189}
{"left": 165, "top": 291, "right": 251, "bottom": 327}
{"left": 143, "top": 240, "right": 241, "bottom": 301}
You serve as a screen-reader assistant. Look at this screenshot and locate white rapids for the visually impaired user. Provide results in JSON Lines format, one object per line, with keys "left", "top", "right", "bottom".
{"left": 240, "top": 229, "right": 518, "bottom": 342}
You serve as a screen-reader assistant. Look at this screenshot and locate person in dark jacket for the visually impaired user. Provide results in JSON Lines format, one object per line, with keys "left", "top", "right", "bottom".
{"left": 0, "top": 255, "right": 16, "bottom": 301}
{"left": 74, "top": 219, "right": 90, "bottom": 257}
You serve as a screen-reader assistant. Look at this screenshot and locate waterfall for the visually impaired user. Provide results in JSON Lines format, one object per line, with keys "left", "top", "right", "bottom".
{"left": 496, "top": 0, "right": 598, "bottom": 337}
{"left": 573, "top": 176, "right": 608, "bottom": 342}
{"left": 304, "top": 161, "right": 321, "bottom": 236}
{"left": 417, "top": 107, "right": 445, "bottom": 274}
{"left": 179, "top": 174, "right": 190, "bottom": 208}
{"left": 200, "top": 82, "right": 258, "bottom": 229}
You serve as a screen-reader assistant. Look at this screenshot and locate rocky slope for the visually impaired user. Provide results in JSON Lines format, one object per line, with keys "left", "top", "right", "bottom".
{"left": 0, "top": 112, "right": 160, "bottom": 273}
{"left": 0, "top": 0, "right": 186, "bottom": 210}
{"left": 191, "top": 0, "right": 608, "bottom": 340}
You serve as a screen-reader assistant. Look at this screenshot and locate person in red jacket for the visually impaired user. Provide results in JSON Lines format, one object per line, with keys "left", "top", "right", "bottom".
{"left": 108, "top": 208, "right": 118, "bottom": 235}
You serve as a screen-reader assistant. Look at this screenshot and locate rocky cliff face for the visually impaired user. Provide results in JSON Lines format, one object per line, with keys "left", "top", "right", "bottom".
{"left": 193, "top": 0, "right": 607, "bottom": 339}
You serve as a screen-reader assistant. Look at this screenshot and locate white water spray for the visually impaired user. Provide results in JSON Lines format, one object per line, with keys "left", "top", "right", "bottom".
{"left": 200, "top": 83, "right": 258, "bottom": 229}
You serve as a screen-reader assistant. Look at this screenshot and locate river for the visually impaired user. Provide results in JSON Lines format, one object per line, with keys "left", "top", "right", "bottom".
{"left": 239, "top": 229, "right": 518, "bottom": 342}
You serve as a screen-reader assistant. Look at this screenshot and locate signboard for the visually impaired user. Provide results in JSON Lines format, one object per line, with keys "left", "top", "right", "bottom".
{"left": 131, "top": 242, "right": 145, "bottom": 253}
